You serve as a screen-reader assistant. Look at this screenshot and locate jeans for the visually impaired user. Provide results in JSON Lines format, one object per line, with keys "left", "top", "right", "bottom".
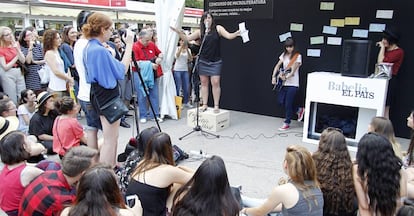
{"left": 278, "top": 86, "right": 298, "bottom": 124}
{"left": 79, "top": 99, "right": 102, "bottom": 130}
{"left": 133, "top": 72, "right": 160, "bottom": 119}
{"left": 0, "top": 67, "right": 26, "bottom": 104}
{"left": 241, "top": 195, "right": 281, "bottom": 216}
{"left": 173, "top": 70, "right": 190, "bottom": 104}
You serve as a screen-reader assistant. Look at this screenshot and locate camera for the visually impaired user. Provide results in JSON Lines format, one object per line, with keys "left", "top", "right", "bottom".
{"left": 118, "top": 29, "right": 127, "bottom": 38}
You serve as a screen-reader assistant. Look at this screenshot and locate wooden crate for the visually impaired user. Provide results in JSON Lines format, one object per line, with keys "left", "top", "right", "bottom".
{"left": 187, "top": 108, "right": 230, "bottom": 132}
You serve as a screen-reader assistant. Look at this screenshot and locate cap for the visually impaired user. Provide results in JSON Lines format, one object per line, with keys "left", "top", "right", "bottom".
{"left": 0, "top": 116, "right": 19, "bottom": 140}
{"left": 37, "top": 91, "right": 53, "bottom": 108}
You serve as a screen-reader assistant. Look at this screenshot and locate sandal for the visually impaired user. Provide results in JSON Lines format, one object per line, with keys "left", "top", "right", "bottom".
{"left": 213, "top": 105, "right": 220, "bottom": 114}
{"left": 200, "top": 105, "right": 208, "bottom": 112}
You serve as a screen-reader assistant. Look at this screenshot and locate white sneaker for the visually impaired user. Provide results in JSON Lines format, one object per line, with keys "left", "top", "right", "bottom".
{"left": 140, "top": 118, "right": 147, "bottom": 123}
{"left": 150, "top": 117, "right": 164, "bottom": 123}
{"left": 184, "top": 103, "right": 193, "bottom": 109}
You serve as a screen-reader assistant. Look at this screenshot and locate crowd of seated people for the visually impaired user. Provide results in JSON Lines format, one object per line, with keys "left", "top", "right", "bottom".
{"left": 3, "top": 114, "right": 414, "bottom": 215}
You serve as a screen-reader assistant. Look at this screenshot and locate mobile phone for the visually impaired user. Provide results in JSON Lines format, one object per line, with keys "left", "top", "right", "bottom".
{"left": 126, "top": 194, "right": 138, "bottom": 207}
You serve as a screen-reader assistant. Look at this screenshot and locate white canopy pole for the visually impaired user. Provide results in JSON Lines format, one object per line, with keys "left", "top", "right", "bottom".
{"left": 155, "top": 0, "right": 185, "bottom": 120}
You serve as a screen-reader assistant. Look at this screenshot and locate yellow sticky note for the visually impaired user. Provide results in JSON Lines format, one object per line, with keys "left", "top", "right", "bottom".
{"left": 330, "top": 19, "right": 345, "bottom": 27}
{"left": 320, "top": 2, "right": 335, "bottom": 11}
{"left": 345, "top": 17, "right": 360, "bottom": 25}
{"left": 290, "top": 23, "right": 303, "bottom": 32}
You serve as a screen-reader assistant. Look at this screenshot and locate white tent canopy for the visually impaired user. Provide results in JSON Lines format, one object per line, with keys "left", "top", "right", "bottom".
{"left": 155, "top": 0, "right": 185, "bottom": 120}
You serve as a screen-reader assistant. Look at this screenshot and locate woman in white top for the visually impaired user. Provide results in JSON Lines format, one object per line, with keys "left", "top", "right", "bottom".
{"left": 173, "top": 39, "right": 193, "bottom": 108}
{"left": 17, "top": 89, "right": 36, "bottom": 134}
{"left": 271, "top": 37, "right": 304, "bottom": 131}
{"left": 43, "top": 29, "right": 74, "bottom": 97}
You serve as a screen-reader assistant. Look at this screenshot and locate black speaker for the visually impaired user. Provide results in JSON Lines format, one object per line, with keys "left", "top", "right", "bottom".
{"left": 341, "top": 40, "right": 372, "bottom": 77}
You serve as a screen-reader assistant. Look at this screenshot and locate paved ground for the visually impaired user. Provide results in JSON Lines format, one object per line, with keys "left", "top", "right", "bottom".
{"left": 115, "top": 107, "right": 410, "bottom": 198}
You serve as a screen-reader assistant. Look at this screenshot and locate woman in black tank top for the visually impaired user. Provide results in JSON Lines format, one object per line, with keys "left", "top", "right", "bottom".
{"left": 125, "top": 132, "right": 194, "bottom": 215}
{"left": 171, "top": 12, "right": 240, "bottom": 113}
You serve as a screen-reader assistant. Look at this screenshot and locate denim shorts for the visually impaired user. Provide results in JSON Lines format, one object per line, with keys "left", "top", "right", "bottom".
{"left": 79, "top": 99, "right": 102, "bottom": 130}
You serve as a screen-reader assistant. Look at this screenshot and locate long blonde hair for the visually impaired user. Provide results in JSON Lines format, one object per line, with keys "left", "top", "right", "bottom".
{"left": 0, "top": 26, "right": 13, "bottom": 47}
{"left": 369, "top": 116, "right": 402, "bottom": 159}
{"left": 285, "top": 145, "right": 320, "bottom": 206}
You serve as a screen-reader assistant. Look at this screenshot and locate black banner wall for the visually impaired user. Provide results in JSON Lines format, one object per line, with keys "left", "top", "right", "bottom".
{"left": 208, "top": 0, "right": 273, "bottom": 19}
{"left": 204, "top": 0, "right": 413, "bottom": 138}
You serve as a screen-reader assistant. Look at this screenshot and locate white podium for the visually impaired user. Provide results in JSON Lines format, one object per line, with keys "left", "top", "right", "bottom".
{"left": 303, "top": 72, "right": 388, "bottom": 151}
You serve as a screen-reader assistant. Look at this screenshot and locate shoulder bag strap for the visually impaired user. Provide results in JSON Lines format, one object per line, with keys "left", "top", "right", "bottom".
{"left": 55, "top": 117, "right": 66, "bottom": 152}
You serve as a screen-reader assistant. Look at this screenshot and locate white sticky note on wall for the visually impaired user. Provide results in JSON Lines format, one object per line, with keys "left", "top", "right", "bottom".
{"left": 376, "top": 10, "right": 393, "bottom": 19}
{"left": 290, "top": 23, "right": 303, "bottom": 32}
{"left": 279, "top": 32, "right": 292, "bottom": 42}
{"left": 307, "top": 49, "right": 321, "bottom": 57}
{"left": 320, "top": 2, "right": 335, "bottom": 10}
{"left": 327, "top": 37, "right": 342, "bottom": 45}
{"left": 310, "top": 36, "right": 324, "bottom": 45}
{"left": 352, "top": 29, "right": 369, "bottom": 38}
{"left": 369, "top": 23, "right": 386, "bottom": 32}
{"left": 322, "top": 26, "right": 337, "bottom": 35}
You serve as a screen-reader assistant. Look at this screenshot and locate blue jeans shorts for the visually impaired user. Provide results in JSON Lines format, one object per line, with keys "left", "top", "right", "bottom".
{"left": 79, "top": 99, "right": 102, "bottom": 130}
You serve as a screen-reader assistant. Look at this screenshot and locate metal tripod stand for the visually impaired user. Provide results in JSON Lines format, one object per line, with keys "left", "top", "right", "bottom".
{"left": 179, "top": 30, "right": 219, "bottom": 140}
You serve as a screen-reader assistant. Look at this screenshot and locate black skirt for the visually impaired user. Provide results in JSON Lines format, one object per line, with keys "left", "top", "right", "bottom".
{"left": 197, "top": 59, "right": 223, "bottom": 76}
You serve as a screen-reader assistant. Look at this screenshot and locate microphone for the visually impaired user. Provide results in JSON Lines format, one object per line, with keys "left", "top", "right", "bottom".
{"left": 204, "top": 20, "right": 210, "bottom": 33}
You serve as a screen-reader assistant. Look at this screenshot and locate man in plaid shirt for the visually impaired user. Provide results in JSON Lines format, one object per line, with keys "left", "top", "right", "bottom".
{"left": 18, "top": 146, "right": 99, "bottom": 216}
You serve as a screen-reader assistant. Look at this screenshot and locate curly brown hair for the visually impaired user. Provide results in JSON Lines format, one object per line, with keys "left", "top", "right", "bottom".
{"left": 43, "top": 29, "right": 59, "bottom": 53}
{"left": 313, "top": 129, "right": 355, "bottom": 215}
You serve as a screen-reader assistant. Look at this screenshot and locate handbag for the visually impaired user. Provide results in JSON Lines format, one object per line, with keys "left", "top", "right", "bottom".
{"left": 38, "top": 65, "right": 50, "bottom": 84}
{"left": 98, "top": 96, "right": 129, "bottom": 124}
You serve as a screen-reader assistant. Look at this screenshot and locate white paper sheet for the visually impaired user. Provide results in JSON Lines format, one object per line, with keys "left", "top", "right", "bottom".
{"left": 307, "top": 49, "right": 321, "bottom": 57}
{"left": 239, "top": 22, "right": 246, "bottom": 32}
{"left": 238, "top": 22, "right": 249, "bottom": 43}
{"left": 241, "top": 30, "right": 249, "bottom": 43}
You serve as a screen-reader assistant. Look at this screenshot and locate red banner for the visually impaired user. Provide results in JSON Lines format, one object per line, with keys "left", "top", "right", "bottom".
{"left": 184, "top": 7, "right": 203, "bottom": 17}
{"left": 41, "top": 0, "right": 126, "bottom": 8}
